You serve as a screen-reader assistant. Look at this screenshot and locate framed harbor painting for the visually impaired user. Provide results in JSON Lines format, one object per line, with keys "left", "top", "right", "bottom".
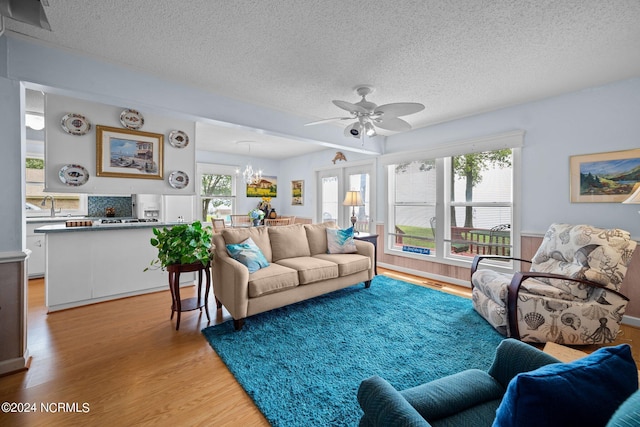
{"left": 570, "top": 148, "right": 640, "bottom": 203}
{"left": 96, "top": 125, "right": 163, "bottom": 179}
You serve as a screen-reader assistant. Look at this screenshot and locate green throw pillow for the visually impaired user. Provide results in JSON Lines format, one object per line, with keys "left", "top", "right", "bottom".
{"left": 493, "top": 343, "right": 638, "bottom": 427}
{"left": 226, "top": 237, "right": 269, "bottom": 273}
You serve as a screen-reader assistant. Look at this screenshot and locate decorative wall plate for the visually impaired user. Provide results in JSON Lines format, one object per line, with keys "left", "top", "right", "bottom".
{"left": 119, "top": 109, "right": 144, "bottom": 129}
{"left": 168, "top": 170, "right": 189, "bottom": 189}
{"left": 168, "top": 130, "right": 189, "bottom": 148}
{"left": 59, "top": 164, "right": 89, "bottom": 186}
{"left": 60, "top": 113, "right": 91, "bottom": 135}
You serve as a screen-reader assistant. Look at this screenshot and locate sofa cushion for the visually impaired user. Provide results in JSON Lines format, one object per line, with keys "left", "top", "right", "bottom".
{"left": 494, "top": 343, "right": 638, "bottom": 427}
{"left": 275, "top": 257, "right": 339, "bottom": 285}
{"left": 248, "top": 263, "right": 299, "bottom": 298}
{"left": 226, "top": 237, "right": 269, "bottom": 273}
{"left": 305, "top": 222, "right": 335, "bottom": 255}
{"left": 313, "top": 253, "right": 370, "bottom": 276}
{"left": 268, "top": 224, "right": 311, "bottom": 262}
{"left": 220, "top": 226, "right": 273, "bottom": 262}
{"left": 326, "top": 226, "right": 357, "bottom": 254}
{"left": 401, "top": 369, "right": 504, "bottom": 422}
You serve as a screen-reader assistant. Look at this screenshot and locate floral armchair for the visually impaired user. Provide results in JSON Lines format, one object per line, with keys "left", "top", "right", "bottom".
{"left": 471, "top": 223, "right": 637, "bottom": 345}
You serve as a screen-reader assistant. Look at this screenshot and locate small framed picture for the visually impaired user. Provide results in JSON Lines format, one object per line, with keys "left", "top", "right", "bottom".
{"left": 96, "top": 125, "right": 163, "bottom": 179}
{"left": 291, "top": 180, "right": 304, "bottom": 205}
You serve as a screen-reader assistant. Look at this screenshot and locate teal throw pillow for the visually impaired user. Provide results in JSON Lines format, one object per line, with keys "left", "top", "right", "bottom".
{"left": 226, "top": 237, "right": 269, "bottom": 273}
{"left": 493, "top": 343, "right": 638, "bottom": 427}
{"left": 326, "top": 226, "right": 357, "bottom": 254}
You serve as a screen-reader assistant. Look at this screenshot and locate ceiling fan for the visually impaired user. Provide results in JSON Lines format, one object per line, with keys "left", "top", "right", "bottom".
{"left": 305, "top": 86, "right": 425, "bottom": 143}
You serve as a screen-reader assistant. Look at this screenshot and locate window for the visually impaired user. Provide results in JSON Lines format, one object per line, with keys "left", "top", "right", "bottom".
{"left": 197, "top": 164, "right": 236, "bottom": 223}
{"left": 316, "top": 161, "right": 374, "bottom": 229}
{"left": 25, "top": 157, "right": 87, "bottom": 216}
{"left": 388, "top": 160, "right": 437, "bottom": 254}
{"left": 347, "top": 170, "right": 371, "bottom": 233}
{"left": 385, "top": 132, "right": 522, "bottom": 266}
{"left": 320, "top": 174, "right": 339, "bottom": 223}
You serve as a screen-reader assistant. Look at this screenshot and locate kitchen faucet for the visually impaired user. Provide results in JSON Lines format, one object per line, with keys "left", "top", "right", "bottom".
{"left": 41, "top": 195, "right": 60, "bottom": 217}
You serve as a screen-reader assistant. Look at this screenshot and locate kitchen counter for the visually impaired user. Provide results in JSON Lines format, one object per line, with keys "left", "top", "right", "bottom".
{"left": 34, "top": 221, "right": 181, "bottom": 233}
{"left": 27, "top": 216, "right": 91, "bottom": 223}
{"left": 38, "top": 221, "right": 196, "bottom": 312}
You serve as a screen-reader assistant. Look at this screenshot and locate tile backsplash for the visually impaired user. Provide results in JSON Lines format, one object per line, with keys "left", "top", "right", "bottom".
{"left": 88, "top": 196, "right": 132, "bottom": 218}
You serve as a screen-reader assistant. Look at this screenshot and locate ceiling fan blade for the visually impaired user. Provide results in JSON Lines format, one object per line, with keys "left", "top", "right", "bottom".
{"left": 332, "top": 100, "right": 369, "bottom": 114}
{"left": 374, "top": 102, "right": 425, "bottom": 117}
{"left": 374, "top": 117, "right": 412, "bottom": 132}
{"left": 304, "top": 116, "right": 354, "bottom": 126}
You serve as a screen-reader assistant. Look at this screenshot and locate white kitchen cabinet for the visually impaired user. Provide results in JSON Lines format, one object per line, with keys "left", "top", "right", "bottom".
{"left": 36, "top": 223, "right": 195, "bottom": 311}
{"left": 26, "top": 234, "right": 45, "bottom": 277}
{"left": 27, "top": 221, "right": 64, "bottom": 277}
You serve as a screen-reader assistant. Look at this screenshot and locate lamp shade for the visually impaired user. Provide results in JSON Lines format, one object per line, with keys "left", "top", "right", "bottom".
{"left": 623, "top": 184, "right": 640, "bottom": 204}
{"left": 343, "top": 191, "right": 363, "bottom": 206}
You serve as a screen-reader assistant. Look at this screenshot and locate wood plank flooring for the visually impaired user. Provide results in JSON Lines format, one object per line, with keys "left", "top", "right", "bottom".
{"left": 1, "top": 269, "right": 638, "bottom": 426}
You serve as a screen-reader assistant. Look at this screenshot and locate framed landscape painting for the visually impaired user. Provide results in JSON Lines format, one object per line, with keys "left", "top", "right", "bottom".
{"left": 246, "top": 175, "right": 277, "bottom": 198}
{"left": 570, "top": 148, "right": 640, "bottom": 203}
{"left": 291, "top": 180, "right": 303, "bottom": 205}
{"left": 96, "top": 125, "right": 164, "bottom": 179}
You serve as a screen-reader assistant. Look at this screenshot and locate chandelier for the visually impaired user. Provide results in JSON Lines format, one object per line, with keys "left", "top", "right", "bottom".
{"left": 239, "top": 163, "right": 262, "bottom": 185}
{"left": 235, "top": 141, "right": 263, "bottom": 184}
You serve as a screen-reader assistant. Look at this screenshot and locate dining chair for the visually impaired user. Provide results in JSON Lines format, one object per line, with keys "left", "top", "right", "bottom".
{"left": 264, "top": 218, "right": 291, "bottom": 226}
{"left": 230, "top": 214, "right": 251, "bottom": 227}
{"left": 211, "top": 218, "right": 226, "bottom": 233}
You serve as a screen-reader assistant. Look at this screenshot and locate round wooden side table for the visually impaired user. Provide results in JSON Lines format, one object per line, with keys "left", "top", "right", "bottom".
{"left": 167, "top": 261, "right": 211, "bottom": 330}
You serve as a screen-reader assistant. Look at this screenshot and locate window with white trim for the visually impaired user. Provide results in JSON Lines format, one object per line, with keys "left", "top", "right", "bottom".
{"left": 384, "top": 132, "right": 522, "bottom": 266}
{"left": 197, "top": 163, "right": 237, "bottom": 223}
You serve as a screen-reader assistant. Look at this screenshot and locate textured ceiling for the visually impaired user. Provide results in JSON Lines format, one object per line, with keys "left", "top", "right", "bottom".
{"left": 8, "top": 0, "right": 640, "bottom": 158}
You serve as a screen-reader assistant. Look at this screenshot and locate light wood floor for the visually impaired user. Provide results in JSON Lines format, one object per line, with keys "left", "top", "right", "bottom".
{"left": 1, "top": 269, "right": 638, "bottom": 426}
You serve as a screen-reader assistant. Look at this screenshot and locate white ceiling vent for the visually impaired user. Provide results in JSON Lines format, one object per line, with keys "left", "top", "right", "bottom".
{"left": 0, "top": 0, "right": 50, "bottom": 31}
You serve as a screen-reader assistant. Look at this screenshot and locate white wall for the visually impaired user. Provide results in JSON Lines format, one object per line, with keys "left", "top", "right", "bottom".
{"left": 0, "top": 76, "right": 24, "bottom": 252}
{"left": 45, "top": 93, "right": 196, "bottom": 195}
{"left": 381, "top": 77, "right": 640, "bottom": 238}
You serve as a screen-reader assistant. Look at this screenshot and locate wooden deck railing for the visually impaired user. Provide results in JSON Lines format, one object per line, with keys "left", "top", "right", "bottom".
{"left": 393, "top": 225, "right": 511, "bottom": 256}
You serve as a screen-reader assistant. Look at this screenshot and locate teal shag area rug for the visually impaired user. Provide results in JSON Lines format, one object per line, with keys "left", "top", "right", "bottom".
{"left": 202, "top": 275, "right": 504, "bottom": 426}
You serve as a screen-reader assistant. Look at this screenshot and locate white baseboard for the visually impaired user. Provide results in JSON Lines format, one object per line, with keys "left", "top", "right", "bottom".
{"left": 378, "top": 262, "right": 470, "bottom": 288}
{"left": 623, "top": 314, "right": 640, "bottom": 328}
{"left": 0, "top": 348, "right": 30, "bottom": 376}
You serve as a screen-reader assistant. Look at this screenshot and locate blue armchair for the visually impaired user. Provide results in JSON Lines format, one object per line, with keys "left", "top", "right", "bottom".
{"left": 358, "top": 339, "right": 557, "bottom": 426}
{"left": 357, "top": 339, "right": 639, "bottom": 427}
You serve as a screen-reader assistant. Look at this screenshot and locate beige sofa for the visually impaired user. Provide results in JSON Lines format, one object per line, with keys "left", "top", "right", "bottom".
{"left": 211, "top": 223, "right": 375, "bottom": 330}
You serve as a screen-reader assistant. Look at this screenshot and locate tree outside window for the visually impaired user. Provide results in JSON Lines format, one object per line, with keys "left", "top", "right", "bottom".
{"left": 200, "top": 173, "right": 233, "bottom": 222}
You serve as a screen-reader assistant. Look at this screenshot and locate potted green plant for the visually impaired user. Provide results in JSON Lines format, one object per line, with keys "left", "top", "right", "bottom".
{"left": 145, "top": 220, "right": 213, "bottom": 271}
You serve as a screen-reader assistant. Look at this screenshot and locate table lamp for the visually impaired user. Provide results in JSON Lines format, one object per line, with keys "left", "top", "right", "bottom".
{"left": 343, "top": 190, "right": 364, "bottom": 232}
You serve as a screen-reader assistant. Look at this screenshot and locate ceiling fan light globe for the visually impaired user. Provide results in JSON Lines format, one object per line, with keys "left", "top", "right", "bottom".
{"left": 364, "top": 122, "right": 376, "bottom": 137}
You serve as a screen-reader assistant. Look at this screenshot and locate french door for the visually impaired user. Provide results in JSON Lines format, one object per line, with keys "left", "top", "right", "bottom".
{"left": 317, "top": 162, "right": 374, "bottom": 233}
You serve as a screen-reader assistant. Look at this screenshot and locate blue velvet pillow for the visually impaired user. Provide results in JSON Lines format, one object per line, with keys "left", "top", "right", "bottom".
{"left": 226, "top": 237, "right": 269, "bottom": 273}
{"left": 326, "top": 226, "right": 357, "bottom": 254}
{"left": 493, "top": 344, "right": 638, "bottom": 427}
